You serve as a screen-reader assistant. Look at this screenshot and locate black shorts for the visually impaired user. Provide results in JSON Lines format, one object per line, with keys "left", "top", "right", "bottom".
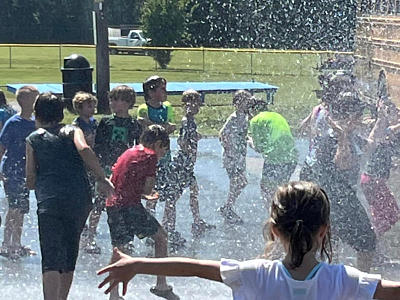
{"left": 38, "top": 211, "right": 88, "bottom": 273}
{"left": 107, "top": 204, "right": 160, "bottom": 247}
{"left": 326, "top": 171, "right": 376, "bottom": 252}
{"left": 3, "top": 178, "right": 30, "bottom": 214}
{"left": 261, "top": 162, "right": 296, "bottom": 185}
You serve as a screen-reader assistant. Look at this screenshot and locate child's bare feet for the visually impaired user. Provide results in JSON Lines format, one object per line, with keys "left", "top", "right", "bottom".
{"left": 168, "top": 231, "right": 186, "bottom": 252}
{"left": 218, "top": 205, "right": 243, "bottom": 225}
{"left": 191, "top": 219, "right": 216, "bottom": 238}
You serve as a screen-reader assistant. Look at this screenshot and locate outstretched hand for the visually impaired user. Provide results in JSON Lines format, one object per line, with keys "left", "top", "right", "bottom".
{"left": 97, "top": 247, "right": 137, "bottom": 295}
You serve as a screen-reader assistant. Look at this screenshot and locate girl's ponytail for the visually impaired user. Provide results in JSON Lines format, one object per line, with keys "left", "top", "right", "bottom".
{"left": 288, "top": 219, "right": 314, "bottom": 268}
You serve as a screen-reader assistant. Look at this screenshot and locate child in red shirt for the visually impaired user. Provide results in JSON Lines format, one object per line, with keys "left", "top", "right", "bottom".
{"left": 106, "top": 125, "right": 179, "bottom": 300}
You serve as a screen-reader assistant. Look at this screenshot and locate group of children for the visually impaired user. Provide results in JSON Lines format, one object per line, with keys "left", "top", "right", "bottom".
{"left": 299, "top": 67, "right": 400, "bottom": 272}
{"left": 1, "top": 68, "right": 400, "bottom": 299}
{"left": 0, "top": 76, "right": 219, "bottom": 299}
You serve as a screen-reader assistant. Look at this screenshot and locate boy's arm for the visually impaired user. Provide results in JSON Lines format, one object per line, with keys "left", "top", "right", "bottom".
{"left": 142, "top": 176, "right": 155, "bottom": 196}
{"left": 98, "top": 248, "right": 222, "bottom": 295}
{"left": 298, "top": 111, "right": 312, "bottom": 136}
{"left": 93, "top": 118, "right": 107, "bottom": 160}
{"left": 74, "top": 127, "right": 114, "bottom": 196}
{"left": 25, "top": 142, "right": 36, "bottom": 190}
{"left": 373, "top": 280, "right": 400, "bottom": 300}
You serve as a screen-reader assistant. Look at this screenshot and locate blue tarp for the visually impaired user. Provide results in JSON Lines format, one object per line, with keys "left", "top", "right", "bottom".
{"left": 7, "top": 81, "right": 278, "bottom": 103}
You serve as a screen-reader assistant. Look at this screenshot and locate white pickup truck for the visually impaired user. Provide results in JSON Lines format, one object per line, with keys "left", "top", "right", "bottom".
{"left": 108, "top": 30, "right": 150, "bottom": 55}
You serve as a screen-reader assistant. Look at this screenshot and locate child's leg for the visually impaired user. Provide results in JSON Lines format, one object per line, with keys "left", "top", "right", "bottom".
{"left": 2, "top": 182, "right": 30, "bottom": 252}
{"left": 42, "top": 271, "right": 61, "bottom": 300}
{"left": 83, "top": 196, "right": 104, "bottom": 254}
{"left": 226, "top": 171, "right": 247, "bottom": 208}
{"left": 190, "top": 178, "right": 216, "bottom": 237}
{"left": 152, "top": 226, "right": 169, "bottom": 289}
{"left": 10, "top": 210, "right": 24, "bottom": 249}
{"left": 356, "top": 250, "right": 374, "bottom": 273}
{"left": 162, "top": 193, "right": 178, "bottom": 233}
{"left": 2, "top": 208, "right": 15, "bottom": 248}
{"left": 189, "top": 179, "right": 200, "bottom": 224}
{"left": 106, "top": 206, "right": 135, "bottom": 299}
{"left": 87, "top": 199, "right": 103, "bottom": 239}
{"left": 59, "top": 272, "right": 74, "bottom": 300}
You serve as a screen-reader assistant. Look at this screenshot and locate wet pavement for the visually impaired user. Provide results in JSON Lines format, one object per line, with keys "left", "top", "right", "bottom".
{"left": 0, "top": 138, "right": 399, "bottom": 299}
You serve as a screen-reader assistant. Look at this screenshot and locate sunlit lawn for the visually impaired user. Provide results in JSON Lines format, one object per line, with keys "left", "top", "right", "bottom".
{"left": 0, "top": 45, "right": 324, "bottom": 135}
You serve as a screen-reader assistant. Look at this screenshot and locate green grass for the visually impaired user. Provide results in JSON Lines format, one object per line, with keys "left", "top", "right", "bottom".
{"left": 0, "top": 45, "right": 325, "bottom": 135}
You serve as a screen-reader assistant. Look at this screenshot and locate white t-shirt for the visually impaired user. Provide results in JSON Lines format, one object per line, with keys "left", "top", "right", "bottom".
{"left": 220, "top": 259, "right": 381, "bottom": 300}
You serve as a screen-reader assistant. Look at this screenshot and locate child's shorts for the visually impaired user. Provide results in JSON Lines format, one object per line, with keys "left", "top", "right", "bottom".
{"left": 261, "top": 162, "right": 297, "bottom": 185}
{"left": 3, "top": 178, "right": 30, "bottom": 214}
{"left": 107, "top": 204, "right": 160, "bottom": 247}
{"left": 38, "top": 211, "right": 88, "bottom": 273}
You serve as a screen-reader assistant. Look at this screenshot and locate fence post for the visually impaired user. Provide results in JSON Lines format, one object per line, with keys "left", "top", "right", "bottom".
{"left": 299, "top": 53, "right": 303, "bottom": 76}
{"left": 9, "top": 46, "right": 12, "bottom": 69}
{"left": 59, "top": 44, "right": 62, "bottom": 69}
{"left": 250, "top": 52, "right": 253, "bottom": 75}
{"left": 202, "top": 47, "right": 205, "bottom": 72}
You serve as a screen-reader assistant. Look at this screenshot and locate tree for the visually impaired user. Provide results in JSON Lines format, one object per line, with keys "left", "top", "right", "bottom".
{"left": 142, "top": 0, "right": 185, "bottom": 68}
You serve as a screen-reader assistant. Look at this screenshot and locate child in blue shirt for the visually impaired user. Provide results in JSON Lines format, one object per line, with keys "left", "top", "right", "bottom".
{"left": 0, "top": 86, "right": 38, "bottom": 259}
{"left": 0, "top": 89, "right": 17, "bottom": 132}
{"left": 137, "top": 76, "right": 176, "bottom": 219}
{"left": 72, "top": 92, "right": 98, "bottom": 148}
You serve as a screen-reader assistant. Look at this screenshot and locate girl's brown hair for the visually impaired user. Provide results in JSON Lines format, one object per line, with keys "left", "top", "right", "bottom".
{"left": 263, "top": 181, "right": 332, "bottom": 268}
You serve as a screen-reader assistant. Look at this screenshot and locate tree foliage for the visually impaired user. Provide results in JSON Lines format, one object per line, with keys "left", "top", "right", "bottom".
{"left": 0, "top": 0, "right": 143, "bottom": 44}
{"left": 1, "top": 0, "right": 356, "bottom": 52}
{"left": 141, "top": 0, "right": 185, "bottom": 68}
{"left": 183, "top": 0, "right": 357, "bottom": 51}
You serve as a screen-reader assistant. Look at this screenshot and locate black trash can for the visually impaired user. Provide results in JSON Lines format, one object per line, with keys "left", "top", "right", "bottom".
{"left": 61, "top": 54, "right": 93, "bottom": 111}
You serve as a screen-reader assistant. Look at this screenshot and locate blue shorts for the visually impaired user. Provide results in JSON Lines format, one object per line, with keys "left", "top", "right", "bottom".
{"left": 3, "top": 178, "right": 30, "bottom": 214}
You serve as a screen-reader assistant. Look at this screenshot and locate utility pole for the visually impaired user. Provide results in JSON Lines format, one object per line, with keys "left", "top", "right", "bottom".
{"left": 94, "top": 0, "right": 110, "bottom": 114}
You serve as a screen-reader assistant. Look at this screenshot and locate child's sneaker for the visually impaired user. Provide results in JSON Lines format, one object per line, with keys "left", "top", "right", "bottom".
{"left": 145, "top": 237, "right": 155, "bottom": 247}
{"left": 0, "top": 246, "right": 10, "bottom": 258}
{"left": 218, "top": 205, "right": 244, "bottom": 225}
{"left": 150, "top": 285, "right": 180, "bottom": 300}
{"left": 191, "top": 219, "right": 216, "bottom": 238}
{"left": 83, "top": 241, "right": 101, "bottom": 254}
{"left": 168, "top": 231, "right": 186, "bottom": 251}
{"left": 16, "top": 246, "right": 36, "bottom": 257}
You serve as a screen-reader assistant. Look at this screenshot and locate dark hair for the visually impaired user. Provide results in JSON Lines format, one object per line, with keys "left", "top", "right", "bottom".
{"left": 140, "top": 125, "right": 170, "bottom": 149}
{"left": 232, "top": 89, "right": 252, "bottom": 107}
{"left": 329, "top": 90, "right": 365, "bottom": 120}
{"left": 34, "top": 92, "right": 64, "bottom": 124}
{"left": 0, "top": 90, "right": 7, "bottom": 107}
{"left": 143, "top": 75, "right": 166, "bottom": 102}
{"left": 109, "top": 85, "right": 136, "bottom": 109}
{"left": 264, "top": 181, "right": 332, "bottom": 268}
